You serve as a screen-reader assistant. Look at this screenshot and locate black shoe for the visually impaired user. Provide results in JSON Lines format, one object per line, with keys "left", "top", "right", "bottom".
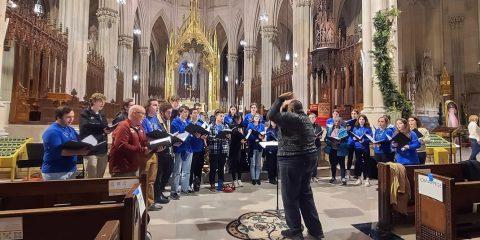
{"left": 193, "top": 183, "right": 200, "bottom": 192}
{"left": 170, "top": 193, "right": 180, "bottom": 200}
{"left": 156, "top": 195, "right": 170, "bottom": 204}
{"left": 329, "top": 178, "right": 336, "bottom": 184}
{"left": 281, "top": 229, "right": 304, "bottom": 239}
{"left": 256, "top": 180, "right": 261, "bottom": 185}
{"left": 148, "top": 203, "right": 163, "bottom": 211}
{"left": 308, "top": 230, "right": 325, "bottom": 239}
{"left": 269, "top": 179, "right": 278, "bottom": 185}
{"left": 252, "top": 180, "right": 256, "bottom": 185}
{"left": 341, "top": 178, "right": 347, "bottom": 186}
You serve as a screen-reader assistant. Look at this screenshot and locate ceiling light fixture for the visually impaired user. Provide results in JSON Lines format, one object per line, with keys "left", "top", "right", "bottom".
{"left": 33, "top": 0, "right": 43, "bottom": 16}
{"left": 133, "top": 28, "right": 142, "bottom": 35}
{"left": 240, "top": 40, "right": 246, "bottom": 46}
{"left": 7, "top": 0, "right": 17, "bottom": 8}
{"left": 116, "top": 0, "right": 127, "bottom": 5}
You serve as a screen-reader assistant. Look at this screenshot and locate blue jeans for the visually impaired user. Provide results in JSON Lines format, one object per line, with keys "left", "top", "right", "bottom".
{"left": 42, "top": 172, "right": 75, "bottom": 181}
{"left": 171, "top": 152, "right": 193, "bottom": 193}
{"left": 250, "top": 149, "right": 262, "bottom": 180}
{"left": 469, "top": 139, "right": 480, "bottom": 160}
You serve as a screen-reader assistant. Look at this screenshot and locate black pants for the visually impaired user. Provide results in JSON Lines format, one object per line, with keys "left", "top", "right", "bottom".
{"left": 374, "top": 152, "right": 393, "bottom": 163}
{"left": 347, "top": 146, "right": 355, "bottom": 173}
{"left": 418, "top": 152, "right": 427, "bottom": 165}
{"left": 155, "top": 152, "right": 174, "bottom": 201}
{"left": 190, "top": 151, "right": 205, "bottom": 186}
{"left": 311, "top": 149, "right": 320, "bottom": 178}
{"left": 279, "top": 152, "right": 323, "bottom": 236}
{"left": 266, "top": 152, "right": 277, "bottom": 181}
{"left": 329, "top": 149, "right": 346, "bottom": 179}
{"left": 209, "top": 153, "right": 226, "bottom": 185}
{"left": 355, "top": 149, "right": 371, "bottom": 179}
{"left": 230, "top": 149, "right": 243, "bottom": 181}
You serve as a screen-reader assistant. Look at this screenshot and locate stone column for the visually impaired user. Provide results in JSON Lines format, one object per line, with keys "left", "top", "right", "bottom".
{"left": 361, "top": 0, "right": 393, "bottom": 122}
{"left": 97, "top": 4, "right": 119, "bottom": 101}
{"left": 118, "top": 35, "right": 134, "bottom": 99}
{"left": 261, "top": 26, "right": 277, "bottom": 108}
{"left": 227, "top": 54, "right": 238, "bottom": 107}
{"left": 139, "top": 46, "right": 150, "bottom": 105}
{"left": 292, "top": 0, "right": 312, "bottom": 107}
{"left": 243, "top": 46, "right": 257, "bottom": 110}
{"left": 59, "top": 0, "right": 90, "bottom": 99}
{"left": 0, "top": 0, "right": 8, "bottom": 135}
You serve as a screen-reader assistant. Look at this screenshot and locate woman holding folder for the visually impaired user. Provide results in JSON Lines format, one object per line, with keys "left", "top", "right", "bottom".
{"left": 247, "top": 114, "right": 266, "bottom": 185}
{"left": 265, "top": 121, "right": 279, "bottom": 184}
{"left": 408, "top": 116, "right": 430, "bottom": 164}
{"left": 351, "top": 115, "right": 373, "bottom": 186}
{"left": 324, "top": 117, "right": 349, "bottom": 185}
{"left": 372, "top": 116, "right": 394, "bottom": 164}
{"left": 392, "top": 118, "right": 421, "bottom": 165}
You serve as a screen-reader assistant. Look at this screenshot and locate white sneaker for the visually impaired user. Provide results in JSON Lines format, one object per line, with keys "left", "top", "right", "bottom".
{"left": 237, "top": 180, "right": 243, "bottom": 187}
{"left": 364, "top": 179, "right": 371, "bottom": 187}
{"left": 233, "top": 180, "right": 239, "bottom": 188}
{"left": 355, "top": 179, "right": 362, "bottom": 186}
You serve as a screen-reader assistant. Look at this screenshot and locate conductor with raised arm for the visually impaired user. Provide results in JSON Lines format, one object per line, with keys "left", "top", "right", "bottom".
{"left": 267, "top": 92, "right": 324, "bottom": 240}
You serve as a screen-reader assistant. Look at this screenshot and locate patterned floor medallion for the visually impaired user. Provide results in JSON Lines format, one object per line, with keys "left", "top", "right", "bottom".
{"left": 226, "top": 210, "right": 288, "bottom": 240}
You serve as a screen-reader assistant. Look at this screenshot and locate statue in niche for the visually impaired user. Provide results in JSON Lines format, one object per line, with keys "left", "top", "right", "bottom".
{"left": 445, "top": 100, "right": 459, "bottom": 128}
{"left": 417, "top": 52, "right": 440, "bottom": 116}
{"left": 327, "top": 25, "right": 333, "bottom": 44}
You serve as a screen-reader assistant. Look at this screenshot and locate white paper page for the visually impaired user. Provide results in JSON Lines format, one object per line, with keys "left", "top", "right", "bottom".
{"left": 259, "top": 141, "right": 278, "bottom": 148}
{"left": 150, "top": 137, "right": 171, "bottom": 145}
{"left": 133, "top": 186, "right": 146, "bottom": 215}
{"left": 177, "top": 132, "right": 190, "bottom": 141}
{"left": 81, "top": 135, "right": 98, "bottom": 146}
{"left": 365, "top": 134, "right": 375, "bottom": 143}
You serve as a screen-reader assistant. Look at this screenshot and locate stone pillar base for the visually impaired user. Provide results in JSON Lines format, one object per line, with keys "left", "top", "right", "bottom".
{"left": 361, "top": 106, "right": 386, "bottom": 125}
{"left": 0, "top": 101, "right": 10, "bottom": 136}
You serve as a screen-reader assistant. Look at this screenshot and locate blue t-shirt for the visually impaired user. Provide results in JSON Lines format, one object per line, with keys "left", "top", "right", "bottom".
{"left": 373, "top": 127, "right": 394, "bottom": 154}
{"left": 171, "top": 117, "right": 192, "bottom": 153}
{"left": 247, "top": 122, "right": 265, "bottom": 151}
{"left": 142, "top": 115, "right": 163, "bottom": 133}
{"left": 190, "top": 119, "right": 206, "bottom": 153}
{"left": 242, "top": 113, "right": 264, "bottom": 128}
{"left": 42, "top": 123, "right": 79, "bottom": 174}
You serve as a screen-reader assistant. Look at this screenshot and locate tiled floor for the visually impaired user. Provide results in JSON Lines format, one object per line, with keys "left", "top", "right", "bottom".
{"left": 148, "top": 177, "right": 415, "bottom": 240}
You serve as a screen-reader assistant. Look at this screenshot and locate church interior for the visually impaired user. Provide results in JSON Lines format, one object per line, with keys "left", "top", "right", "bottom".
{"left": 0, "top": 0, "right": 480, "bottom": 239}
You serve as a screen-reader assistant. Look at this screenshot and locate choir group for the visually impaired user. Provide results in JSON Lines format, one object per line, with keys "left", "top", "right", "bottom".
{"left": 40, "top": 92, "right": 433, "bottom": 211}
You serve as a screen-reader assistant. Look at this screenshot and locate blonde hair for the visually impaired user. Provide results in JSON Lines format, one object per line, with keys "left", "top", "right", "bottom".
{"left": 90, "top": 93, "right": 106, "bottom": 102}
{"left": 469, "top": 115, "right": 479, "bottom": 123}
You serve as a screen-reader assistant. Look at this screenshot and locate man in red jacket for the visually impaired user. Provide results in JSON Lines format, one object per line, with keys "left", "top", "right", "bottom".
{"left": 109, "top": 105, "right": 149, "bottom": 177}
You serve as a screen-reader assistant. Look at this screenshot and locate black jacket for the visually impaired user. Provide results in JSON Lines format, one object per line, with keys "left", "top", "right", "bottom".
{"left": 267, "top": 99, "right": 317, "bottom": 157}
{"left": 313, "top": 123, "right": 323, "bottom": 148}
{"left": 112, "top": 111, "right": 128, "bottom": 125}
{"left": 79, "top": 108, "right": 108, "bottom": 154}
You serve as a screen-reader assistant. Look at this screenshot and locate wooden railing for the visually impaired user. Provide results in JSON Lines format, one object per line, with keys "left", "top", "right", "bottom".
{"left": 6, "top": 2, "right": 68, "bottom": 124}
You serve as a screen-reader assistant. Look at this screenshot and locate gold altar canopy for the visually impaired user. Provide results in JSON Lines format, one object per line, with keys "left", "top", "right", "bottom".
{"left": 165, "top": 0, "right": 220, "bottom": 111}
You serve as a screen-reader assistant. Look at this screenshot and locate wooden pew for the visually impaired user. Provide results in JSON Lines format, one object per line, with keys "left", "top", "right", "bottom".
{"left": 0, "top": 175, "right": 146, "bottom": 210}
{"left": 0, "top": 174, "right": 148, "bottom": 240}
{"left": 415, "top": 170, "right": 480, "bottom": 240}
{"left": 96, "top": 220, "right": 120, "bottom": 240}
{"left": 0, "top": 184, "right": 141, "bottom": 240}
{"left": 377, "top": 163, "right": 464, "bottom": 231}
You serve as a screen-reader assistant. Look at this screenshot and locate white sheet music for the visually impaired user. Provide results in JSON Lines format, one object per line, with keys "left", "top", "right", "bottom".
{"left": 176, "top": 132, "right": 189, "bottom": 142}
{"left": 259, "top": 141, "right": 278, "bottom": 148}
{"left": 81, "top": 135, "right": 98, "bottom": 146}
{"left": 150, "top": 136, "right": 171, "bottom": 145}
